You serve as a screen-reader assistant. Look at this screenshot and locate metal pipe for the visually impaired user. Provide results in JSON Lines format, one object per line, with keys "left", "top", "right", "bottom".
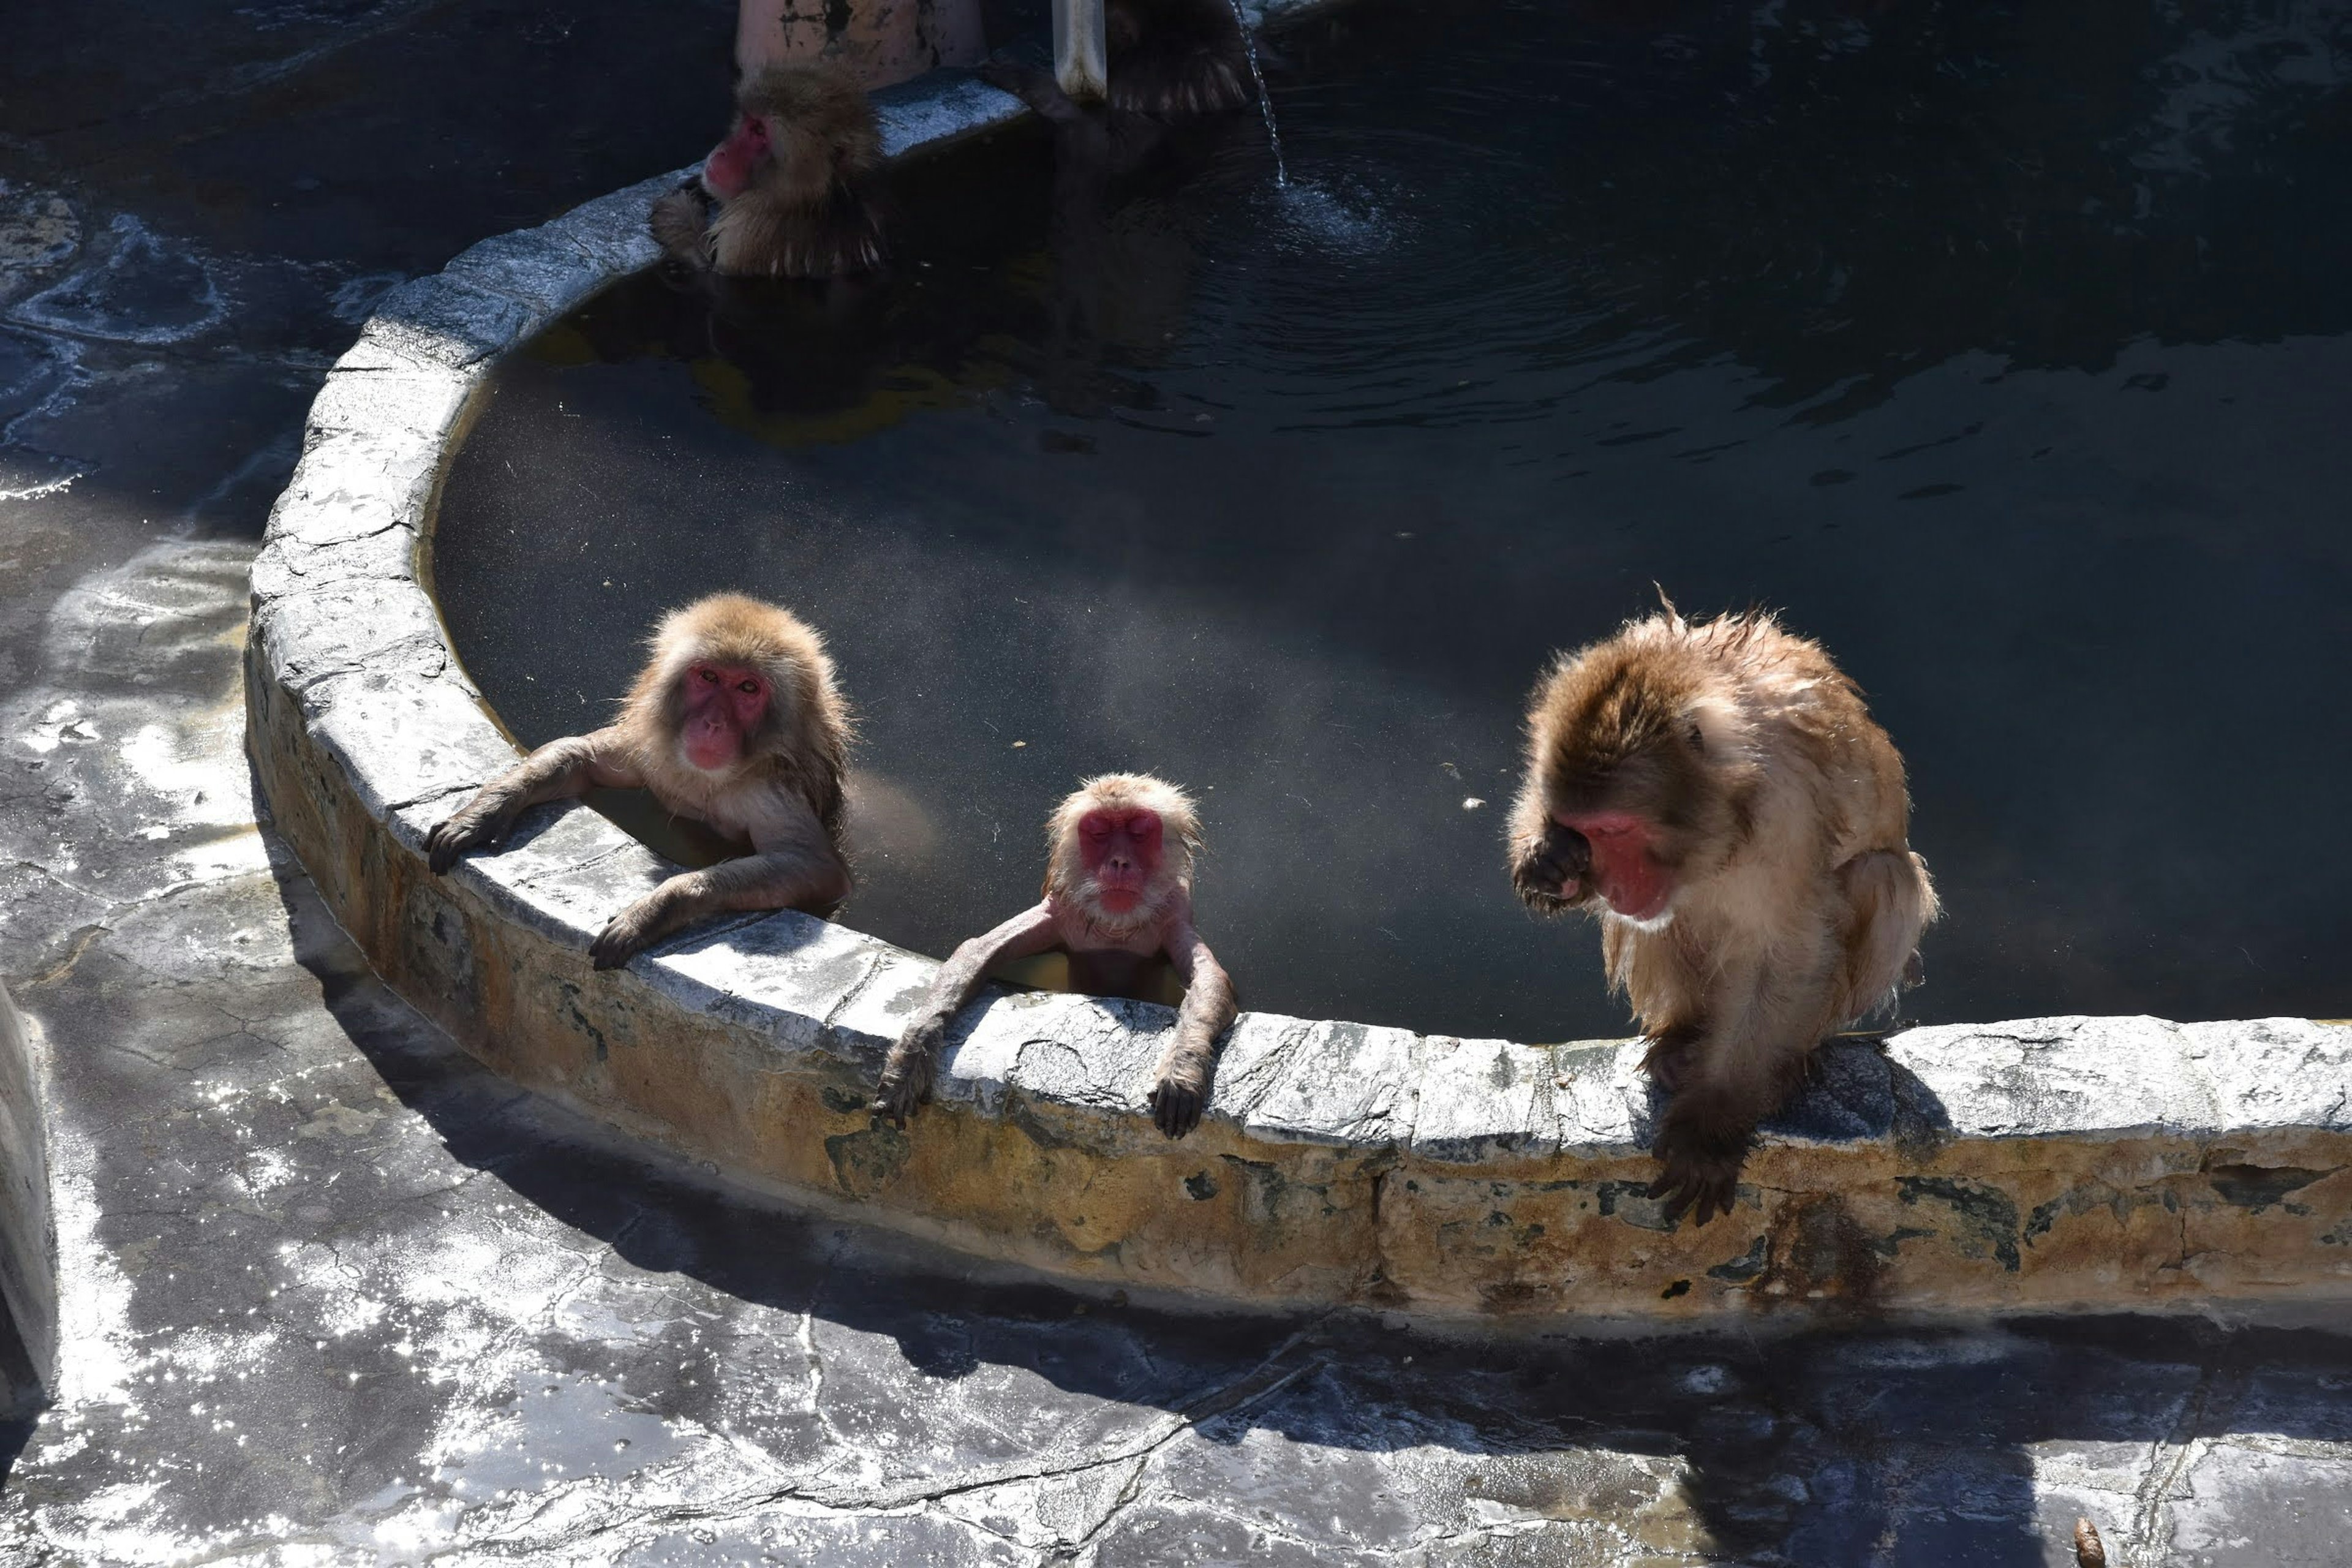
{"left": 1053, "top": 0, "right": 1108, "bottom": 104}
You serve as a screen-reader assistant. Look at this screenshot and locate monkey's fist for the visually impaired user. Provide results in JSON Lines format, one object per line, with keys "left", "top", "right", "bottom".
{"left": 424, "top": 802, "right": 513, "bottom": 875}
{"left": 589, "top": 894, "right": 671, "bottom": 971}
{"left": 1647, "top": 1095, "right": 1754, "bottom": 1229}
{"left": 1148, "top": 1054, "right": 1211, "bottom": 1140}
{"left": 1509, "top": 820, "right": 1592, "bottom": 913}
{"left": 873, "top": 1018, "right": 944, "bottom": 1128}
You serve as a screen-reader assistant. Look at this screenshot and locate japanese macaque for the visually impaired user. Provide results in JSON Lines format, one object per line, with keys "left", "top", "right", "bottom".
{"left": 980, "top": 0, "right": 1256, "bottom": 131}
{"left": 1508, "top": 605, "right": 1937, "bottom": 1226}
{"left": 874, "top": 774, "right": 1237, "bottom": 1139}
{"left": 1102, "top": 0, "right": 1257, "bottom": 118}
{"left": 426, "top": 594, "right": 851, "bottom": 969}
{"left": 649, "top": 62, "right": 886, "bottom": 279}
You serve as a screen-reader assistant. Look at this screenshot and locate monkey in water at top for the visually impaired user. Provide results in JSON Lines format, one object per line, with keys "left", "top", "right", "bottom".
{"left": 650, "top": 61, "right": 887, "bottom": 279}
{"left": 874, "top": 774, "right": 1237, "bottom": 1139}
{"left": 426, "top": 594, "right": 852, "bottom": 969}
{"left": 1508, "top": 604, "right": 1937, "bottom": 1226}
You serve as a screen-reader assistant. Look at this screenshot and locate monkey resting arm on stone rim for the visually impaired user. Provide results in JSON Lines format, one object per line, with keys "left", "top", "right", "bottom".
{"left": 1507, "top": 601, "right": 1937, "bottom": 1227}
{"left": 650, "top": 61, "right": 888, "bottom": 279}
{"left": 424, "top": 594, "right": 854, "bottom": 970}
{"left": 873, "top": 773, "right": 1238, "bottom": 1139}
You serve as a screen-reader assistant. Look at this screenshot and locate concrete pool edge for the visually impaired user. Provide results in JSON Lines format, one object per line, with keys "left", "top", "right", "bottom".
{"left": 244, "top": 74, "right": 2352, "bottom": 1321}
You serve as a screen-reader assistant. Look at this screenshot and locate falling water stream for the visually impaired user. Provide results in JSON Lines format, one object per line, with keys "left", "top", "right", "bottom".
{"left": 1227, "top": 0, "right": 1287, "bottom": 185}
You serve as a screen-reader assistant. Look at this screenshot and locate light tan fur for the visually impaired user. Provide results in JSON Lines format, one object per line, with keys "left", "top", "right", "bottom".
{"left": 876, "top": 772, "right": 1235, "bottom": 1140}
{"left": 1509, "top": 605, "right": 1937, "bottom": 1224}
{"left": 426, "top": 594, "right": 853, "bottom": 970}
{"left": 655, "top": 61, "right": 886, "bottom": 279}
{"left": 1042, "top": 772, "right": 1201, "bottom": 941}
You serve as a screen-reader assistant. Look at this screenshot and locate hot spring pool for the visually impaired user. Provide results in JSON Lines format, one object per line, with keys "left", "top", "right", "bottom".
{"left": 431, "top": 0, "right": 2352, "bottom": 1041}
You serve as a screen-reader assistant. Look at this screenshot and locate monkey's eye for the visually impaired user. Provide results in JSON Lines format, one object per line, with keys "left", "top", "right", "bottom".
{"left": 737, "top": 679, "right": 758, "bottom": 695}
{"left": 699, "top": 668, "right": 720, "bottom": 684}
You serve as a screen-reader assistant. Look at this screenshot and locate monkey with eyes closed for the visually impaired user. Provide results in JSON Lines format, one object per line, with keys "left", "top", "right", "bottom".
{"left": 875, "top": 774, "right": 1237, "bottom": 1139}
{"left": 650, "top": 61, "right": 887, "bottom": 279}
{"left": 1508, "top": 603, "right": 1937, "bottom": 1227}
{"left": 426, "top": 593, "right": 853, "bottom": 969}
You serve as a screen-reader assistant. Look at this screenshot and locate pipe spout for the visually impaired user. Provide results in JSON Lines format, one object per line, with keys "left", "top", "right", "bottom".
{"left": 1054, "top": 0, "right": 1108, "bottom": 103}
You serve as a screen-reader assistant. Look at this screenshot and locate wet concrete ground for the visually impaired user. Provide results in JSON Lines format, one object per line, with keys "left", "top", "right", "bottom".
{"left": 4, "top": 2, "right": 2352, "bottom": 1564}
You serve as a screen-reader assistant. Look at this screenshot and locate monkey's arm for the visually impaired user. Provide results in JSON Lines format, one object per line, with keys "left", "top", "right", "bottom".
{"left": 587, "top": 802, "right": 850, "bottom": 971}
{"left": 873, "top": 903, "right": 1062, "bottom": 1128}
{"left": 1150, "top": 921, "right": 1236, "bottom": 1139}
{"left": 1648, "top": 933, "right": 1844, "bottom": 1227}
{"left": 426, "top": 729, "right": 644, "bottom": 874}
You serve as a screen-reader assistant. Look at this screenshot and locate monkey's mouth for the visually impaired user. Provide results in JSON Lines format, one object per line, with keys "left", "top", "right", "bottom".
{"left": 1096, "top": 888, "right": 1142, "bottom": 913}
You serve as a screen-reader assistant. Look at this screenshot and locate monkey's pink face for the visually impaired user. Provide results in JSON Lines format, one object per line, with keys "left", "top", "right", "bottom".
{"left": 1078, "top": 809, "right": 1163, "bottom": 913}
{"left": 679, "top": 662, "right": 770, "bottom": 772}
{"left": 1558, "top": 810, "right": 1675, "bottom": 922}
{"left": 702, "top": 114, "right": 771, "bottom": 200}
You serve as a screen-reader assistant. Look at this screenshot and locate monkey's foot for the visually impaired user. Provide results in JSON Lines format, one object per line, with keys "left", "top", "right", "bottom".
{"left": 1147, "top": 1074, "right": 1205, "bottom": 1140}
{"left": 872, "top": 1047, "right": 935, "bottom": 1129}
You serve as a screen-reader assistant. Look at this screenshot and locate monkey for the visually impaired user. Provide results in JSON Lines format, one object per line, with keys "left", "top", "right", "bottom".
{"left": 1101, "top": 0, "right": 1257, "bottom": 118}
{"left": 873, "top": 774, "right": 1237, "bottom": 1139}
{"left": 1507, "top": 603, "right": 1937, "bottom": 1227}
{"left": 649, "top": 61, "right": 887, "bottom": 279}
{"left": 426, "top": 594, "right": 852, "bottom": 970}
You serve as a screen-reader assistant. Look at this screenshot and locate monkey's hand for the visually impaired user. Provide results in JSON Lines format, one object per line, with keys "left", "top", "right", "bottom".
{"left": 1148, "top": 1049, "right": 1212, "bottom": 1140}
{"left": 1509, "top": 820, "right": 1592, "bottom": 914}
{"left": 873, "top": 1016, "right": 945, "bottom": 1129}
{"left": 589, "top": 892, "right": 673, "bottom": 971}
{"left": 425, "top": 796, "right": 517, "bottom": 875}
{"left": 1647, "top": 1095, "right": 1754, "bottom": 1229}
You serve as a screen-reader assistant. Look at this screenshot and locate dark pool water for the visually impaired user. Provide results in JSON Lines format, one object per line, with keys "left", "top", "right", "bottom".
{"left": 435, "top": 0, "right": 2352, "bottom": 1041}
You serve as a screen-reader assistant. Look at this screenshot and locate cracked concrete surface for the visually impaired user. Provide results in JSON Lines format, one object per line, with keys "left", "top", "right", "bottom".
{"left": 4, "top": 1, "right": 2352, "bottom": 1563}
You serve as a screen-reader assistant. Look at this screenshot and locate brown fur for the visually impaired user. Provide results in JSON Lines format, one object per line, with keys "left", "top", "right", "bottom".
{"left": 654, "top": 61, "right": 886, "bottom": 279}
{"left": 1042, "top": 772, "right": 1201, "bottom": 938}
{"left": 426, "top": 594, "right": 853, "bottom": 970}
{"left": 1508, "top": 604, "right": 1937, "bottom": 1224}
{"left": 619, "top": 592, "right": 850, "bottom": 835}
{"left": 1106, "top": 0, "right": 1256, "bottom": 118}
{"left": 876, "top": 771, "right": 1235, "bottom": 1140}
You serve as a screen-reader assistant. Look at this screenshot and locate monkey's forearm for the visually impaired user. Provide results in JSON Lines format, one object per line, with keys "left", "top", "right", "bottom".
{"left": 875, "top": 906, "right": 1058, "bottom": 1128}
{"left": 588, "top": 846, "right": 848, "bottom": 971}
{"left": 1150, "top": 941, "right": 1235, "bottom": 1139}
{"left": 426, "top": 733, "right": 632, "bottom": 874}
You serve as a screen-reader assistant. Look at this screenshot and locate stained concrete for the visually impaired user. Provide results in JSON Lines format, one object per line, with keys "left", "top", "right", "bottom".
{"left": 6, "top": 0, "right": 2352, "bottom": 1562}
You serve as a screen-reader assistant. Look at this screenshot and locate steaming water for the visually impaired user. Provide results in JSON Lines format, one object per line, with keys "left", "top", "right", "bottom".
{"left": 435, "top": 0, "right": 2352, "bottom": 1039}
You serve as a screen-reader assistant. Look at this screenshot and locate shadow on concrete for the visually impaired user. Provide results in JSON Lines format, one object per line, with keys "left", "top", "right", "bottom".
{"left": 261, "top": 816, "right": 2352, "bottom": 1565}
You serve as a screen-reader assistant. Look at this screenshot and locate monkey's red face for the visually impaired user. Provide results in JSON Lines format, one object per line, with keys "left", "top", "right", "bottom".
{"left": 1077, "top": 809, "right": 1163, "bottom": 913}
{"left": 679, "top": 662, "right": 770, "bottom": 772}
{"left": 1558, "top": 810, "right": 1675, "bottom": 922}
{"left": 702, "top": 114, "right": 772, "bottom": 200}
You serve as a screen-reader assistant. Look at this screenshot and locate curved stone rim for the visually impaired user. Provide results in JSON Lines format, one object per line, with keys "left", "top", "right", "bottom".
{"left": 244, "top": 66, "right": 2352, "bottom": 1318}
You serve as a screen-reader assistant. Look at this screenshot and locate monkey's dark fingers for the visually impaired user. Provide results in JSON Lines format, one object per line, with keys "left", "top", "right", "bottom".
{"left": 425, "top": 815, "right": 491, "bottom": 876}
{"left": 589, "top": 913, "right": 654, "bottom": 971}
{"left": 1149, "top": 1080, "right": 1202, "bottom": 1140}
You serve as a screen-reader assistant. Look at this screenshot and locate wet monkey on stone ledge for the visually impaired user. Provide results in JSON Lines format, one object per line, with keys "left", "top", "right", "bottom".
{"left": 1508, "top": 602, "right": 1937, "bottom": 1227}
{"left": 650, "top": 62, "right": 888, "bottom": 279}
{"left": 426, "top": 594, "right": 853, "bottom": 969}
{"left": 875, "top": 774, "right": 1237, "bottom": 1139}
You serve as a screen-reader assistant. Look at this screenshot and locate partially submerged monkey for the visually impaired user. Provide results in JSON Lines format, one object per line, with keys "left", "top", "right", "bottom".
{"left": 1509, "top": 605, "right": 1937, "bottom": 1226}
{"left": 875, "top": 774, "right": 1237, "bottom": 1139}
{"left": 650, "top": 62, "right": 887, "bottom": 279}
{"left": 427, "top": 594, "right": 853, "bottom": 968}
